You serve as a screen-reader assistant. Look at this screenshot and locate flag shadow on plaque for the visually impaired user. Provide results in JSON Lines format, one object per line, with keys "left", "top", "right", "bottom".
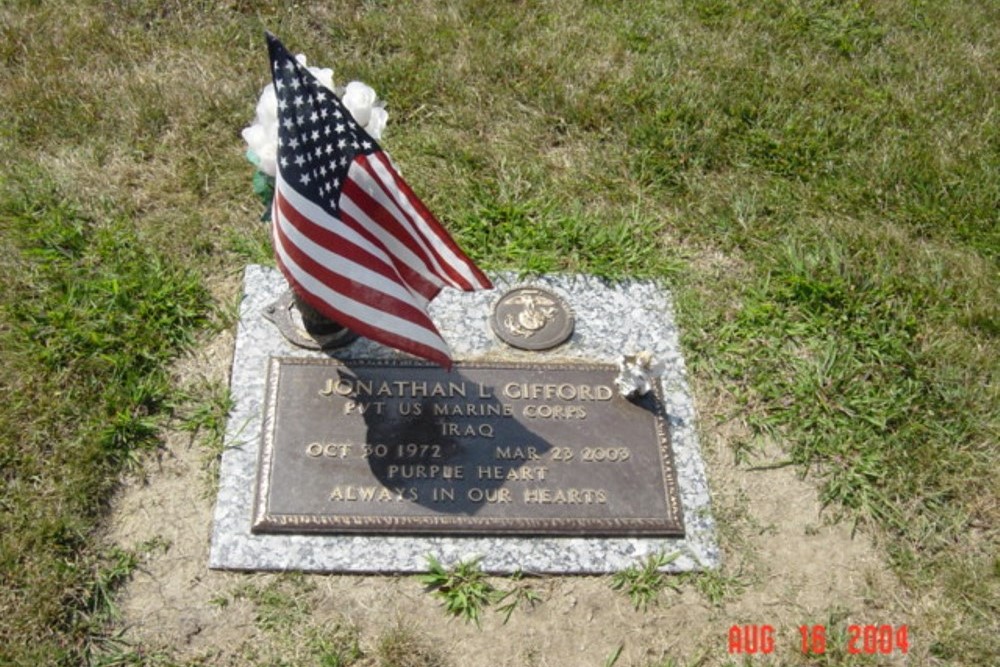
{"left": 331, "top": 363, "right": 554, "bottom": 518}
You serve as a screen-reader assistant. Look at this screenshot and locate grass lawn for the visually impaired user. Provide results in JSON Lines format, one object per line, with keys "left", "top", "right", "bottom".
{"left": 1, "top": 0, "right": 996, "bottom": 665}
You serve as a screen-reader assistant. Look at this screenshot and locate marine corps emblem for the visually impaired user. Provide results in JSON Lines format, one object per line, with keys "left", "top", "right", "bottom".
{"left": 490, "top": 287, "right": 574, "bottom": 350}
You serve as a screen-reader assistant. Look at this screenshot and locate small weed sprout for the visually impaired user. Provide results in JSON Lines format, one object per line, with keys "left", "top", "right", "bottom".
{"left": 420, "top": 555, "right": 498, "bottom": 627}
{"left": 494, "top": 569, "right": 542, "bottom": 624}
{"left": 603, "top": 643, "right": 624, "bottom": 667}
{"left": 610, "top": 552, "right": 680, "bottom": 611}
{"left": 420, "top": 556, "right": 542, "bottom": 627}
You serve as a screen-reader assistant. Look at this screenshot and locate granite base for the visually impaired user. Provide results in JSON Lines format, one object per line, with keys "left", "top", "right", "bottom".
{"left": 208, "top": 265, "right": 719, "bottom": 574}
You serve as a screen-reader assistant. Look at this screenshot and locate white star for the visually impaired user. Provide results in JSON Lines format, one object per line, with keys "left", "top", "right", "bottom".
{"left": 311, "top": 130, "right": 320, "bottom": 141}
{"left": 310, "top": 111, "right": 319, "bottom": 123}
{"left": 293, "top": 96, "right": 304, "bottom": 107}
{"left": 361, "top": 140, "right": 372, "bottom": 149}
{"left": 301, "top": 173, "right": 311, "bottom": 185}
{"left": 335, "top": 123, "right": 345, "bottom": 134}
{"left": 294, "top": 154, "right": 306, "bottom": 166}
{"left": 337, "top": 138, "right": 347, "bottom": 148}
{"left": 283, "top": 118, "right": 295, "bottom": 130}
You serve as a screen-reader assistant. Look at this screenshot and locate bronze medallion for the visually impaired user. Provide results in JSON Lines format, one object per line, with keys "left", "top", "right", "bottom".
{"left": 490, "top": 287, "right": 574, "bottom": 350}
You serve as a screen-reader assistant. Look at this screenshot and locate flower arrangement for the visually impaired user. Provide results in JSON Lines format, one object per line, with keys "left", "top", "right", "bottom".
{"left": 241, "top": 53, "right": 388, "bottom": 218}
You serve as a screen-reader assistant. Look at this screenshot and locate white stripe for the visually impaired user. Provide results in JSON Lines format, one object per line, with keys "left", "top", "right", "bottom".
{"left": 338, "top": 193, "right": 445, "bottom": 295}
{"left": 278, "top": 182, "right": 395, "bottom": 267}
{"left": 281, "top": 170, "right": 445, "bottom": 298}
{"left": 367, "top": 156, "right": 485, "bottom": 288}
{"left": 347, "top": 162, "right": 456, "bottom": 286}
{"left": 273, "top": 194, "right": 430, "bottom": 310}
{"left": 273, "top": 229, "right": 451, "bottom": 357}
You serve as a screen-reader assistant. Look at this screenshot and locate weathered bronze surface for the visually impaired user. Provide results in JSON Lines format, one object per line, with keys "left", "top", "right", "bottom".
{"left": 490, "top": 287, "right": 575, "bottom": 350}
{"left": 253, "top": 358, "right": 684, "bottom": 536}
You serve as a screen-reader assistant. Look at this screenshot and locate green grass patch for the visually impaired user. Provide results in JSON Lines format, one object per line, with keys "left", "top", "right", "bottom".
{"left": 0, "top": 177, "right": 210, "bottom": 664}
{"left": 610, "top": 552, "right": 681, "bottom": 611}
{"left": 458, "top": 194, "right": 684, "bottom": 279}
{"left": 420, "top": 555, "right": 542, "bottom": 627}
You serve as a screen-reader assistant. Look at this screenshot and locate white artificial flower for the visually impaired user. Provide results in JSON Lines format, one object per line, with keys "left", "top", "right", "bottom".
{"left": 342, "top": 81, "right": 378, "bottom": 127}
{"left": 255, "top": 84, "right": 277, "bottom": 124}
{"left": 366, "top": 105, "right": 388, "bottom": 140}
{"left": 293, "top": 54, "right": 333, "bottom": 89}
{"left": 614, "top": 351, "right": 663, "bottom": 398}
{"left": 242, "top": 54, "right": 388, "bottom": 177}
{"left": 241, "top": 122, "right": 276, "bottom": 175}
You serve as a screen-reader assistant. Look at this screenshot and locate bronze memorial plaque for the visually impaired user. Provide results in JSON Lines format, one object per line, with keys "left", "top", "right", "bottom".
{"left": 253, "top": 359, "right": 684, "bottom": 536}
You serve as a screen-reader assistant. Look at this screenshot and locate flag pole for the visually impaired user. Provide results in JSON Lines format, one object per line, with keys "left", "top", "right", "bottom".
{"left": 264, "top": 288, "right": 359, "bottom": 351}
{"left": 292, "top": 291, "right": 345, "bottom": 336}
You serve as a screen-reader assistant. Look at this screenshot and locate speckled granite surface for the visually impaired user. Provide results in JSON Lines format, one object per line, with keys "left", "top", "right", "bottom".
{"left": 208, "top": 265, "right": 719, "bottom": 574}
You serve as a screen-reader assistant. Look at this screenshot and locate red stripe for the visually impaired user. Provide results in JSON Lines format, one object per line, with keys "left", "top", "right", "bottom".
{"left": 356, "top": 154, "right": 474, "bottom": 290}
{"left": 274, "top": 191, "right": 439, "bottom": 332}
{"left": 273, "top": 224, "right": 452, "bottom": 369}
{"left": 338, "top": 180, "right": 443, "bottom": 301}
{"left": 341, "top": 161, "right": 438, "bottom": 269}
{"left": 358, "top": 154, "right": 469, "bottom": 289}
{"left": 275, "top": 187, "right": 436, "bottom": 302}
{"left": 367, "top": 152, "right": 492, "bottom": 290}
{"left": 279, "top": 267, "right": 452, "bottom": 369}
{"left": 272, "top": 184, "right": 453, "bottom": 368}
{"left": 339, "top": 211, "right": 441, "bottom": 303}
{"left": 346, "top": 157, "right": 461, "bottom": 289}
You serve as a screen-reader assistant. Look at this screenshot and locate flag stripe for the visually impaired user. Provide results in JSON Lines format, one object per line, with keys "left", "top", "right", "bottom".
{"left": 338, "top": 176, "right": 446, "bottom": 300}
{"left": 358, "top": 154, "right": 472, "bottom": 290}
{"left": 274, "top": 189, "right": 435, "bottom": 316}
{"left": 272, "top": 202, "right": 453, "bottom": 364}
{"left": 347, "top": 158, "right": 466, "bottom": 289}
{"left": 273, "top": 223, "right": 442, "bottom": 344}
{"left": 276, "top": 184, "right": 437, "bottom": 307}
{"left": 366, "top": 152, "right": 491, "bottom": 289}
{"left": 275, "top": 250, "right": 453, "bottom": 367}
{"left": 337, "top": 200, "right": 441, "bottom": 303}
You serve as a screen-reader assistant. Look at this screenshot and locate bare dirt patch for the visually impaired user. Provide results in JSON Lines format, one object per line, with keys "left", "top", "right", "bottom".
{"left": 107, "top": 324, "right": 902, "bottom": 666}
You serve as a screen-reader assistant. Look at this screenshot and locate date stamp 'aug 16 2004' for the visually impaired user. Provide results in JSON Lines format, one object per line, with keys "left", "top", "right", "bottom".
{"left": 728, "top": 624, "right": 910, "bottom": 657}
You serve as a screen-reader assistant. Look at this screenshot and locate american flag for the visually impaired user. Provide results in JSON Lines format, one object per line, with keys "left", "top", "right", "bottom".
{"left": 265, "top": 33, "right": 492, "bottom": 369}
